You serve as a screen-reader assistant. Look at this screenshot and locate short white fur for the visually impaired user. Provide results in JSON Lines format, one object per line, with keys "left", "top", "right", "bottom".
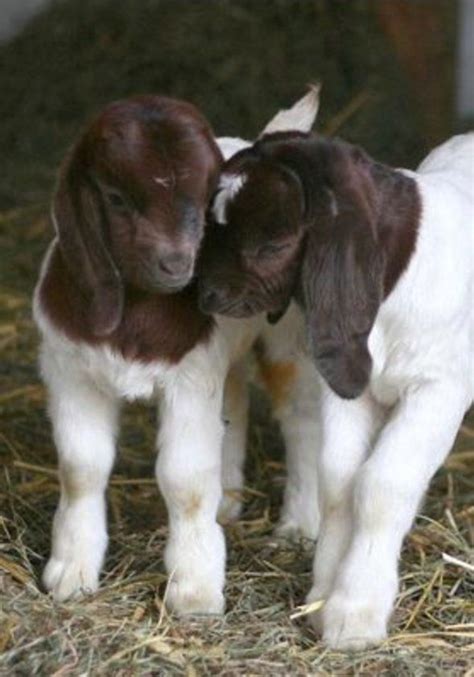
{"left": 213, "top": 173, "right": 247, "bottom": 225}
{"left": 307, "top": 134, "right": 474, "bottom": 649}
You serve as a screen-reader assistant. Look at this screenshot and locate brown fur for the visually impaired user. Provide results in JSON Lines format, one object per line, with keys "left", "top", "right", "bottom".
{"left": 257, "top": 357, "right": 297, "bottom": 410}
{"left": 198, "top": 132, "right": 420, "bottom": 399}
{"left": 41, "top": 243, "right": 213, "bottom": 363}
{"left": 39, "top": 95, "right": 220, "bottom": 362}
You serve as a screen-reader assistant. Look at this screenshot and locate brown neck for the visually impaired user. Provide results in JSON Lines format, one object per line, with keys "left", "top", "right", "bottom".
{"left": 369, "top": 160, "right": 421, "bottom": 298}
{"left": 39, "top": 243, "right": 214, "bottom": 363}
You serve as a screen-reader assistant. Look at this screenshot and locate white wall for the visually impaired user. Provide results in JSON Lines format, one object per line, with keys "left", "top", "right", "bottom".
{"left": 457, "top": 0, "right": 474, "bottom": 117}
{"left": 0, "top": 0, "right": 51, "bottom": 43}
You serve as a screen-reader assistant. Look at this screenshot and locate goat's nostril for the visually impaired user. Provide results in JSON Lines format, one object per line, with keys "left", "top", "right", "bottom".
{"left": 158, "top": 254, "right": 193, "bottom": 278}
{"left": 201, "top": 289, "right": 218, "bottom": 307}
{"left": 200, "top": 287, "right": 228, "bottom": 313}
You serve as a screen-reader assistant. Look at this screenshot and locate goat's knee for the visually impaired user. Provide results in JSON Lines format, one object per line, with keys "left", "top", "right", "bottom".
{"left": 353, "top": 462, "right": 422, "bottom": 544}
{"left": 156, "top": 393, "right": 226, "bottom": 616}
{"left": 159, "top": 467, "right": 226, "bottom": 616}
{"left": 158, "top": 463, "right": 221, "bottom": 521}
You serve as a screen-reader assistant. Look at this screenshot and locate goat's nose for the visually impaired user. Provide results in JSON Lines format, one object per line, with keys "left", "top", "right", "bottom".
{"left": 199, "top": 286, "right": 227, "bottom": 313}
{"left": 158, "top": 253, "right": 193, "bottom": 278}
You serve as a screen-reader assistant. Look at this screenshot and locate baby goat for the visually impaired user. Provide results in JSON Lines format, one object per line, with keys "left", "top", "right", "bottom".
{"left": 34, "top": 94, "right": 321, "bottom": 613}
{"left": 198, "top": 131, "right": 474, "bottom": 648}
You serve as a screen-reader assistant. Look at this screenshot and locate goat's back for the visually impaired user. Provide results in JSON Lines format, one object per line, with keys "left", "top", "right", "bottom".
{"left": 417, "top": 133, "right": 474, "bottom": 197}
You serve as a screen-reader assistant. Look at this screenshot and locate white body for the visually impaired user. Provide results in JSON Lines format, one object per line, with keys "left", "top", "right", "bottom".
{"left": 308, "top": 134, "right": 474, "bottom": 649}
{"left": 34, "top": 124, "right": 322, "bottom": 609}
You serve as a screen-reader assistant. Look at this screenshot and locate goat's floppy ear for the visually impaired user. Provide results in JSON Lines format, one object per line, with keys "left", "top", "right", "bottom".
{"left": 299, "top": 147, "right": 384, "bottom": 399}
{"left": 53, "top": 154, "right": 124, "bottom": 337}
{"left": 260, "top": 84, "right": 320, "bottom": 137}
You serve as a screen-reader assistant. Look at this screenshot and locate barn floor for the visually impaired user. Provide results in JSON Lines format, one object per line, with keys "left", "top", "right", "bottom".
{"left": 0, "top": 203, "right": 473, "bottom": 676}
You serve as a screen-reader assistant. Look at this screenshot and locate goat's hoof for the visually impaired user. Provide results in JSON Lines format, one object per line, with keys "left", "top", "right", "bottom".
{"left": 304, "top": 586, "right": 327, "bottom": 635}
{"left": 166, "top": 579, "right": 225, "bottom": 616}
{"left": 217, "top": 494, "right": 242, "bottom": 524}
{"left": 43, "top": 556, "right": 99, "bottom": 602}
{"left": 321, "top": 592, "right": 388, "bottom": 650}
{"left": 274, "top": 517, "right": 318, "bottom": 546}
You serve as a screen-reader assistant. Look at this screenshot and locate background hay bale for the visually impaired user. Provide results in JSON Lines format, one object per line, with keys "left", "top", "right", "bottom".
{"left": 0, "top": 0, "right": 457, "bottom": 209}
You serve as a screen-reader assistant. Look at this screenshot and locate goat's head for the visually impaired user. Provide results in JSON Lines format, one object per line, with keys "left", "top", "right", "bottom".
{"left": 53, "top": 95, "right": 222, "bottom": 336}
{"left": 199, "top": 133, "right": 386, "bottom": 399}
{"left": 198, "top": 86, "right": 321, "bottom": 321}
{"left": 198, "top": 135, "right": 308, "bottom": 320}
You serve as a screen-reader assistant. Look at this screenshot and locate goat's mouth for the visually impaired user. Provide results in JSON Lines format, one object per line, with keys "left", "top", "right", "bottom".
{"left": 216, "top": 300, "right": 261, "bottom": 318}
{"left": 135, "top": 258, "right": 196, "bottom": 294}
{"left": 198, "top": 289, "right": 269, "bottom": 318}
{"left": 130, "top": 271, "right": 194, "bottom": 295}
{"left": 149, "top": 273, "right": 194, "bottom": 294}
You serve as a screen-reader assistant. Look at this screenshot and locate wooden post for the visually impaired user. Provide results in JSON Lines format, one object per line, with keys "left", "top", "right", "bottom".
{"left": 374, "top": 0, "right": 457, "bottom": 145}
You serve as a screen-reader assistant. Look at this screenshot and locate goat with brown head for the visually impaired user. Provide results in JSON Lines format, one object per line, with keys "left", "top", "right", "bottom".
{"left": 35, "top": 89, "right": 327, "bottom": 612}
{"left": 200, "top": 124, "right": 474, "bottom": 650}
{"left": 198, "top": 132, "right": 419, "bottom": 399}
{"left": 51, "top": 95, "right": 221, "bottom": 338}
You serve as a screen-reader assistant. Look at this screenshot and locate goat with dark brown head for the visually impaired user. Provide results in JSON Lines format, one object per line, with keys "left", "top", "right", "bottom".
{"left": 199, "top": 131, "right": 418, "bottom": 399}
{"left": 199, "top": 126, "right": 474, "bottom": 651}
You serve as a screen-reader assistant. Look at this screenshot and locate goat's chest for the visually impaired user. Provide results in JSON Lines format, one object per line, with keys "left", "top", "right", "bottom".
{"left": 39, "top": 246, "right": 215, "bottom": 367}
{"left": 80, "top": 322, "right": 262, "bottom": 402}
{"left": 71, "top": 342, "right": 171, "bottom": 401}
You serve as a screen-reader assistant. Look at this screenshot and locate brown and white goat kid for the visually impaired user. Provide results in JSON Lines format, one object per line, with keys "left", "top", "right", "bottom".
{"left": 33, "top": 94, "right": 321, "bottom": 612}
{"left": 198, "top": 131, "right": 474, "bottom": 648}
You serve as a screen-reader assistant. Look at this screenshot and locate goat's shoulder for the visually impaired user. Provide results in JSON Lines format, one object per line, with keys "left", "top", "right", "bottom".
{"left": 415, "top": 135, "right": 474, "bottom": 217}
{"left": 381, "top": 136, "right": 474, "bottom": 323}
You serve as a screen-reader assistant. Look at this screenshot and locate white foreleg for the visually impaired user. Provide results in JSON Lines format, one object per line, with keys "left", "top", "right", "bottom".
{"left": 322, "top": 381, "right": 469, "bottom": 650}
{"left": 307, "top": 388, "right": 384, "bottom": 628}
{"left": 156, "top": 343, "right": 228, "bottom": 615}
{"left": 42, "top": 349, "right": 119, "bottom": 601}
{"left": 218, "top": 359, "right": 249, "bottom": 523}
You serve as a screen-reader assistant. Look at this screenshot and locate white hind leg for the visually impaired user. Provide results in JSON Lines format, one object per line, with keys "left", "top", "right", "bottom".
{"left": 218, "top": 359, "right": 249, "bottom": 523}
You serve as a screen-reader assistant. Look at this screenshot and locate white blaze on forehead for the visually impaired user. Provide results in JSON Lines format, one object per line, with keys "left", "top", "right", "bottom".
{"left": 212, "top": 173, "right": 247, "bottom": 224}
{"left": 153, "top": 175, "right": 175, "bottom": 189}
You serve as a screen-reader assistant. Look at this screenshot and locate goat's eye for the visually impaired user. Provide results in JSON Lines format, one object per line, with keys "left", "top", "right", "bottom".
{"left": 106, "top": 190, "right": 127, "bottom": 210}
{"left": 256, "top": 242, "right": 290, "bottom": 258}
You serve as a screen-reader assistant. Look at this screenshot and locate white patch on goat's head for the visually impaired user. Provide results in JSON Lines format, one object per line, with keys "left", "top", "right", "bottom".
{"left": 326, "top": 188, "right": 339, "bottom": 217}
{"left": 212, "top": 173, "right": 247, "bottom": 224}
{"left": 153, "top": 174, "right": 175, "bottom": 189}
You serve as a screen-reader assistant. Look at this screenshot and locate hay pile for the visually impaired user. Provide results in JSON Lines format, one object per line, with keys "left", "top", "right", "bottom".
{"left": 1, "top": 1, "right": 472, "bottom": 674}
{"left": 0, "top": 236, "right": 473, "bottom": 672}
